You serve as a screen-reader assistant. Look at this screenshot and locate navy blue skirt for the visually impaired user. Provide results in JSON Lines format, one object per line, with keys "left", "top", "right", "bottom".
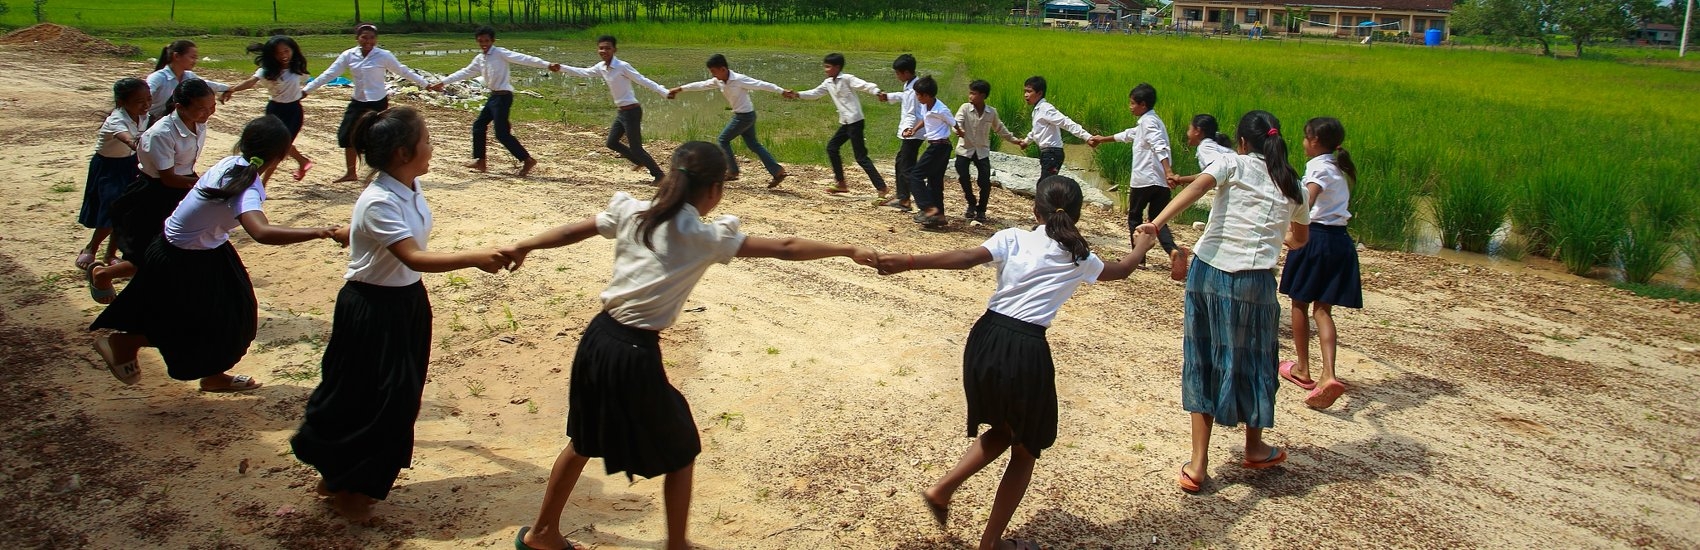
{"left": 566, "top": 312, "right": 701, "bottom": 480}
{"left": 1279, "top": 223, "right": 1364, "bottom": 308}
{"left": 962, "top": 309, "right": 1058, "bottom": 457}
{"left": 266, "top": 100, "right": 304, "bottom": 138}
{"left": 79, "top": 154, "right": 138, "bottom": 229}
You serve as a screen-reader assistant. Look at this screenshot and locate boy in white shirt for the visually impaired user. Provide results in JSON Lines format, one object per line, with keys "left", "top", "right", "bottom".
{"left": 430, "top": 26, "right": 564, "bottom": 177}
{"left": 669, "top": 54, "right": 793, "bottom": 188}
{"left": 1015, "top": 76, "right": 1093, "bottom": 185}
{"left": 953, "top": 79, "right": 1018, "bottom": 223}
{"left": 876, "top": 54, "right": 922, "bottom": 211}
{"left": 902, "top": 76, "right": 957, "bottom": 227}
{"left": 1089, "top": 83, "right": 1184, "bottom": 272}
{"left": 555, "top": 35, "right": 673, "bottom": 183}
{"left": 792, "top": 53, "right": 886, "bottom": 196}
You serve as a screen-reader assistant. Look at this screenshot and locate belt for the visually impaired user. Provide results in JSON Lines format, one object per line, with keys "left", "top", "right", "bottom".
{"left": 491, "top": 90, "right": 513, "bottom": 96}
{"left": 928, "top": 139, "right": 949, "bottom": 145}
{"left": 618, "top": 103, "right": 640, "bottom": 111}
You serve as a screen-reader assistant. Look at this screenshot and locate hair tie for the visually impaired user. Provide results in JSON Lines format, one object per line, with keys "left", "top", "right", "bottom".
{"left": 1266, "top": 128, "right": 1279, "bottom": 137}
{"left": 1054, "top": 208, "right": 1065, "bottom": 213}
{"left": 248, "top": 156, "right": 265, "bottom": 167}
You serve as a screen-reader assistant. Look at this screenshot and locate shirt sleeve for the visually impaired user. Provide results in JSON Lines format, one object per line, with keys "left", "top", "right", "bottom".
{"left": 439, "top": 56, "right": 485, "bottom": 85}
{"left": 557, "top": 64, "right": 597, "bottom": 78}
{"left": 1302, "top": 159, "right": 1328, "bottom": 188}
{"left": 1201, "top": 155, "right": 1234, "bottom": 189}
{"left": 678, "top": 78, "right": 720, "bottom": 93}
{"left": 796, "top": 79, "right": 831, "bottom": 100}
{"left": 302, "top": 50, "right": 350, "bottom": 94}
{"left": 980, "top": 229, "right": 1017, "bottom": 263}
{"left": 707, "top": 216, "right": 747, "bottom": 265}
{"left": 1290, "top": 193, "right": 1312, "bottom": 225}
{"left": 595, "top": 192, "right": 636, "bottom": 239}
{"left": 137, "top": 130, "right": 175, "bottom": 175}
{"left": 1052, "top": 110, "right": 1092, "bottom": 141}
{"left": 360, "top": 197, "right": 415, "bottom": 249}
{"left": 927, "top": 105, "right": 956, "bottom": 126}
{"left": 98, "top": 111, "right": 129, "bottom": 145}
{"left": 991, "top": 110, "right": 1019, "bottom": 142}
{"left": 236, "top": 180, "right": 266, "bottom": 216}
{"left": 499, "top": 48, "right": 554, "bottom": 70}
{"left": 194, "top": 72, "right": 231, "bottom": 93}
{"left": 1111, "top": 127, "right": 1137, "bottom": 144}
{"left": 1080, "top": 253, "right": 1107, "bottom": 284}
{"left": 847, "top": 75, "right": 880, "bottom": 95}
{"left": 1146, "top": 119, "right": 1172, "bottom": 161}
{"left": 385, "top": 52, "right": 431, "bottom": 88}
{"left": 735, "top": 74, "right": 786, "bottom": 94}
{"left": 622, "top": 64, "right": 672, "bottom": 97}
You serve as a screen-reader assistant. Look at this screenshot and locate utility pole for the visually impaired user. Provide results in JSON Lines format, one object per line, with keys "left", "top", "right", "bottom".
{"left": 1683, "top": 0, "right": 1693, "bottom": 57}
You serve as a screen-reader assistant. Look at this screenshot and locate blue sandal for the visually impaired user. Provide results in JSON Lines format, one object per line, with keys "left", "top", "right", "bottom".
{"left": 85, "top": 261, "right": 115, "bottom": 305}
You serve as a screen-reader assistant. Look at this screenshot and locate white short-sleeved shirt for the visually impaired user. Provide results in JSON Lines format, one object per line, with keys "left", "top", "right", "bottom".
{"left": 1196, "top": 139, "right": 1235, "bottom": 170}
{"left": 95, "top": 108, "right": 148, "bottom": 158}
{"left": 163, "top": 156, "right": 265, "bottom": 250}
{"left": 981, "top": 226, "right": 1106, "bottom": 327}
{"left": 914, "top": 99, "right": 956, "bottom": 141}
{"left": 596, "top": 192, "right": 747, "bottom": 331}
{"left": 1194, "top": 154, "right": 1310, "bottom": 273}
{"left": 1304, "top": 154, "right": 1352, "bottom": 226}
{"left": 145, "top": 68, "right": 229, "bottom": 122}
{"left": 136, "top": 111, "right": 205, "bottom": 179}
{"left": 345, "top": 172, "right": 433, "bottom": 287}
{"left": 255, "top": 68, "right": 306, "bottom": 103}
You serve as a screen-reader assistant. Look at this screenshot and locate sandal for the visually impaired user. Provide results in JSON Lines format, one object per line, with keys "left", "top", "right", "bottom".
{"left": 1242, "top": 447, "right": 1287, "bottom": 469}
{"left": 94, "top": 335, "right": 140, "bottom": 385}
{"left": 1169, "top": 245, "right": 1191, "bottom": 282}
{"left": 201, "top": 374, "right": 263, "bottom": 393}
{"left": 1279, "top": 360, "right": 1316, "bottom": 390}
{"left": 514, "top": 525, "right": 585, "bottom": 550}
{"left": 825, "top": 185, "right": 850, "bottom": 194}
{"left": 292, "top": 161, "right": 314, "bottom": 181}
{"left": 1305, "top": 379, "right": 1347, "bottom": 410}
{"left": 85, "top": 261, "right": 115, "bottom": 305}
{"left": 75, "top": 249, "right": 97, "bottom": 271}
{"left": 1178, "top": 461, "right": 1205, "bottom": 494}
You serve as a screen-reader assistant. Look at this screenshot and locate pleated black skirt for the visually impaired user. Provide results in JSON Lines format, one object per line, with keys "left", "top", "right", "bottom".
{"left": 88, "top": 239, "right": 257, "bottom": 381}
{"left": 962, "top": 309, "right": 1058, "bottom": 457}
{"left": 108, "top": 174, "right": 188, "bottom": 266}
{"left": 80, "top": 154, "right": 138, "bottom": 229}
{"left": 290, "top": 280, "right": 431, "bottom": 501}
{"left": 1279, "top": 223, "right": 1364, "bottom": 308}
{"left": 566, "top": 311, "right": 701, "bottom": 481}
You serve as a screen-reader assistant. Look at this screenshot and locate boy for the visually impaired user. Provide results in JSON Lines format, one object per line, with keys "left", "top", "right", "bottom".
{"left": 430, "top": 26, "right": 562, "bottom": 177}
{"left": 903, "top": 76, "right": 957, "bottom": 227}
{"left": 669, "top": 54, "right": 792, "bottom": 188}
{"left": 556, "top": 35, "right": 673, "bottom": 183}
{"left": 1014, "top": 76, "right": 1093, "bottom": 184}
{"left": 792, "top": 53, "right": 886, "bottom": 196}
{"left": 1088, "top": 83, "right": 1185, "bottom": 274}
{"left": 953, "top": 79, "right": 1019, "bottom": 224}
{"left": 876, "top": 54, "right": 922, "bottom": 211}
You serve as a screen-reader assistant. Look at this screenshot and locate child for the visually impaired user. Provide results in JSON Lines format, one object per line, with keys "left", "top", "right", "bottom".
{"left": 1278, "top": 117, "right": 1362, "bottom": 410}
{"left": 952, "top": 79, "right": 1018, "bottom": 224}
{"left": 877, "top": 54, "right": 921, "bottom": 211}
{"left": 793, "top": 53, "right": 886, "bottom": 196}
{"left": 144, "top": 40, "right": 229, "bottom": 123}
{"left": 876, "top": 176, "right": 1152, "bottom": 550}
{"left": 1137, "top": 110, "right": 1310, "bottom": 494}
{"left": 226, "top": 35, "right": 315, "bottom": 181}
{"left": 505, "top": 142, "right": 875, "bottom": 550}
{"left": 290, "top": 107, "right": 512, "bottom": 522}
{"left": 302, "top": 23, "right": 433, "bottom": 184}
{"left": 1014, "top": 76, "right": 1092, "bottom": 184}
{"left": 1088, "top": 83, "right": 1186, "bottom": 280}
{"left": 902, "top": 76, "right": 957, "bottom": 227}
{"left": 668, "top": 54, "right": 792, "bottom": 188}
{"left": 555, "top": 35, "right": 672, "bottom": 183}
{"left": 90, "top": 115, "right": 348, "bottom": 391}
{"left": 77, "top": 77, "right": 150, "bottom": 303}
{"left": 430, "top": 26, "right": 564, "bottom": 177}
{"left": 1174, "top": 114, "right": 1235, "bottom": 174}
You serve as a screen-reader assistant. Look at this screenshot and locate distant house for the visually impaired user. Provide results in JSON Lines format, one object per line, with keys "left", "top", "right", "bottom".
{"left": 1168, "top": 0, "right": 1453, "bottom": 37}
{"left": 1638, "top": 23, "right": 1678, "bottom": 46}
{"left": 1044, "top": 0, "right": 1094, "bottom": 23}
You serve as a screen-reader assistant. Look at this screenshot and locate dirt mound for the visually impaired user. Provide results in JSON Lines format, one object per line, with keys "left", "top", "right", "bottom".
{"left": 0, "top": 23, "right": 138, "bottom": 57}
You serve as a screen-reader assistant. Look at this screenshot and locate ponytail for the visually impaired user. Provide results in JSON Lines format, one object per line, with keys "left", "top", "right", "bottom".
{"left": 201, "top": 116, "right": 292, "bottom": 201}
{"left": 1237, "top": 110, "right": 1302, "bottom": 205}
{"left": 349, "top": 106, "right": 428, "bottom": 180}
{"left": 1334, "top": 147, "right": 1357, "bottom": 188}
{"left": 1211, "top": 132, "right": 1232, "bottom": 149}
{"left": 1035, "top": 175, "right": 1091, "bottom": 262}
{"left": 637, "top": 142, "right": 726, "bottom": 251}
{"left": 155, "top": 40, "right": 195, "bottom": 72}
{"left": 1304, "top": 117, "right": 1354, "bottom": 188}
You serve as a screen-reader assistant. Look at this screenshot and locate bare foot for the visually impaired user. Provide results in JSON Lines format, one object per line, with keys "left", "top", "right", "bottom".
{"left": 331, "top": 491, "right": 374, "bottom": 524}
{"left": 332, "top": 172, "right": 360, "bottom": 183}
{"left": 518, "top": 157, "right": 538, "bottom": 177}
{"left": 314, "top": 479, "right": 334, "bottom": 498}
{"left": 521, "top": 526, "right": 585, "bottom": 550}
{"left": 465, "top": 159, "right": 488, "bottom": 172}
{"left": 198, "top": 373, "right": 263, "bottom": 392}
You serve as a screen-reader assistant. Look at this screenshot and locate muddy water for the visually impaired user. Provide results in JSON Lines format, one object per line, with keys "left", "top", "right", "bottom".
{"left": 1408, "top": 197, "right": 1696, "bottom": 289}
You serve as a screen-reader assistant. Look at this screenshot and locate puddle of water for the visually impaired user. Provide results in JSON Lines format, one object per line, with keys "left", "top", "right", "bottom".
{"left": 1062, "top": 143, "right": 1124, "bottom": 210}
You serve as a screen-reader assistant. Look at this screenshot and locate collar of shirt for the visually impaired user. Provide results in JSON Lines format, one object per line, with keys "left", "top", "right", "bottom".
{"left": 165, "top": 112, "right": 198, "bottom": 139}
{"left": 374, "top": 171, "right": 420, "bottom": 199}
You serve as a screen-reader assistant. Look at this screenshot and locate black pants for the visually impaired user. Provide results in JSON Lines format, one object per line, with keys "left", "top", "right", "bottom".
{"left": 1038, "top": 147, "right": 1065, "bottom": 185}
{"left": 827, "top": 120, "right": 885, "bottom": 191}
{"left": 909, "top": 141, "right": 952, "bottom": 212}
{"left": 893, "top": 138, "right": 923, "bottom": 201}
{"left": 472, "top": 92, "right": 529, "bottom": 161}
{"left": 608, "top": 105, "right": 663, "bottom": 179}
{"left": 1128, "top": 185, "right": 1179, "bottom": 253}
{"left": 956, "top": 154, "right": 991, "bottom": 213}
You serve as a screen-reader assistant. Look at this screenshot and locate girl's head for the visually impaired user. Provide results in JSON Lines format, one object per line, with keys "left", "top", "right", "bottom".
{"left": 349, "top": 107, "right": 432, "bottom": 179}
{"left": 200, "top": 115, "right": 292, "bottom": 201}
{"left": 355, "top": 23, "right": 379, "bottom": 49}
{"left": 1034, "top": 175, "right": 1091, "bottom": 262}
{"left": 171, "top": 78, "right": 218, "bottom": 124}
{"left": 248, "top": 36, "right": 307, "bottom": 80}
{"left": 1235, "top": 110, "right": 1303, "bottom": 204}
{"left": 155, "top": 40, "right": 197, "bottom": 72}
{"left": 113, "top": 77, "right": 150, "bottom": 117}
{"left": 637, "top": 142, "right": 728, "bottom": 251}
{"left": 1303, "top": 116, "right": 1356, "bottom": 186}
{"left": 1188, "top": 114, "right": 1231, "bottom": 149}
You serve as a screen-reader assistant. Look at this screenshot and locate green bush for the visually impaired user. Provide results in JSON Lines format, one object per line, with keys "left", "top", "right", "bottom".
{"left": 1430, "top": 157, "right": 1508, "bottom": 253}
{"left": 1546, "top": 172, "right": 1627, "bottom": 276}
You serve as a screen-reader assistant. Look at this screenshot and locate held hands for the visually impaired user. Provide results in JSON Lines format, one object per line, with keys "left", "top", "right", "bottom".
{"left": 877, "top": 92, "right": 889, "bottom": 103}
{"left": 498, "top": 245, "right": 531, "bottom": 272}
{"left": 326, "top": 226, "right": 350, "bottom": 247}
{"left": 548, "top": 63, "right": 562, "bottom": 72}
{"left": 666, "top": 87, "right": 681, "bottom": 100}
{"left": 1134, "top": 222, "right": 1160, "bottom": 236}
{"left": 850, "top": 247, "right": 878, "bottom": 269}
{"left": 782, "top": 90, "right": 799, "bottom": 100}
{"left": 902, "top": 127, "right": 917, "bottom": 138}
{"left": 1086, "top": 135, "right": 1112, "bottom": 148}
{"left": 873, "top": 252, "right": 914, "bottom": 276}
{"left": 218, "top": 90, "right": 233, "bottom": 104}
{"left": 426, "top": 82, "right": 446, "bottom": 93}
{"left": 473, "top": 248, "right": 512, "bottom": 274}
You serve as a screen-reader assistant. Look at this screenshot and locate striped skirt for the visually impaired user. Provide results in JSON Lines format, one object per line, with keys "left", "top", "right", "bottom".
{"left": 1181, "top": 258, "right": 1280, "bottom": 428}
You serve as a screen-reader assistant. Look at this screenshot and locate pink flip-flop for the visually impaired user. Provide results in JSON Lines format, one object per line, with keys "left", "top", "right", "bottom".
{"left": 1242, "top": 447, "right": 1287, "bottom": 469}
{"left": 1178, "top": 461, "right": 1205, "bottom": 493}
{"left": 1305, "top": 379, "right": 1347, "bottom": 409}
{"left": 1279, "top": 360, "right": 1316, "bottom": 390}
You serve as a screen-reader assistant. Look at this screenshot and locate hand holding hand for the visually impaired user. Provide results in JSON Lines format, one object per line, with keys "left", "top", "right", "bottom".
{"left": 1135, "top": 223, "right": 1160, "bottom": 236}
{"left": 850, "top": 247, "right": 878, "bottom": 268}
{"left": 328, "top": 226, "right": 350, "bottom": 247}
{"left": 218, "top": 90, "right": 233, "bottom": 104}
{"left": 666, "top": 87, "right": 681, "bottom": 100}
{"left": 875, "top": 252, "right": 912, "bottom": 276}
{"left": 877, "top": 92, "right": 889, "bottom": 103}
{"left": 548, "top": 63, "right": 562, "bottom": 72}
{"left": 427, "top": 82, "right": 446, "bottom": 93}
{"left": 902, "top": 128, "right": 916, "bottom": 138}
{"left": 475, "top": 249, "right": 511, "bottom": 274}
{"left": 499, "top": 245, "right": 531, "bottom": 271}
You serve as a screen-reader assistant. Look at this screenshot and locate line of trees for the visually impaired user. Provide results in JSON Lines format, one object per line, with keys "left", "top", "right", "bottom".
{"left": 377, "top": 0, "right": 1018, "bottom": 25}
{"left": 1450, "top": 0, "right": 1690, "bottom": 56}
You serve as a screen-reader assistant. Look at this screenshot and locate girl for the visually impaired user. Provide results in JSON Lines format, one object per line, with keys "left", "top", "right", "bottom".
{"left": 144, "top": 40, "right": 228, "bottom": 124}
{"left": 506, "top": 142, "right": 874, "bottom": 550}
{"left": 226, "top": 36, "right": 314, "bottom": 181}
{"left": 1139, "top": 110, "right": 1310, "bottom": 494}
{"left": 89, "top": 115, "right": 348, "bottom": 391}
{"left": 77, "top": 77, "right": 150, "bottom": 303}
{"left": 884, "top": 176, "right": 1152, "bottom": 550}
{"left": 1277, "top": 117, "right": 1362, "bottom": 410}
{"left": 302, "top": 23, "right": 432, "bottom": 183}
{"left": 289, "top": 107, "right": 511, "bottom": 523}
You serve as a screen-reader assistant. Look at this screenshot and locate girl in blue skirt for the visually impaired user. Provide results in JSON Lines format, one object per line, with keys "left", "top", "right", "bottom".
{"left": 1278, "top": 117, "right": 1362, "bottom": 410}
{"left": 77, "top": 77, "right": 150, "bottom": 300}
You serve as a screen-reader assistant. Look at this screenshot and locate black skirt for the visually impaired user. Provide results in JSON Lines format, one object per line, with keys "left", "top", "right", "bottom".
{"left": 88, "top": 239, "right": 258, "bottom": 381}
{"left": 566, "top": 311, "right": 701, "bottom": 481}
{"left": 266, "top": 100, "right": 305, "bottom": 138}
{"left": 337, "top": 97, "right": 389, "bottom": 148}
{"left": 962, "top": 309, "right": 1059, "bottom": 457}
{"left": 108, "top": 174, "right": 189, "bottom": 266}
{"left": 80, "top": 154, "right": 138, "bottom": 229}
{"left": 1278, "top": 223, "right": 1364, "bottom": 309}
{"left": 290, "top": 280, "right": 431, "bottom": 501}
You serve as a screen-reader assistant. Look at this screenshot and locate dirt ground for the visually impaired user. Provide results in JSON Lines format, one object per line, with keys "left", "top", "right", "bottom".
{"left": 0, "top": 48, "right": 1697, "bottom": 550}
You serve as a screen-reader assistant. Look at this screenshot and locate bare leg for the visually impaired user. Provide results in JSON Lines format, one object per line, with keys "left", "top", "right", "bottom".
{"left": 1245, "top": 427, "right": 1274, "bottom": 461}
{"left": 663, "top": 462, "right": 694, "bottom": 550}
{"left": 524, "top": 443, "right": 592, "bottom": 550}
{"left": 334, "top": 147, "right": 361, "bottom": 183}
{"left": 1313, "top": 303, "right": 1338, "bottom": 384}
{"left": 290, "top": 145, "right": 314, "bottom": 181}
{"left": 976, "top": 444, "right": 1036, "bottom": 550}
{"left": 1290, "top": 299, "right": 1313, "bottom": 381}
{"left": 925, "top": 427, "right": 1015, "bottom": 512}
{"left": 81, "top": 228, "right": 113, "bottom": 265}
{"left": 1185, "top": 412, "right": 1213, "bottom": 481}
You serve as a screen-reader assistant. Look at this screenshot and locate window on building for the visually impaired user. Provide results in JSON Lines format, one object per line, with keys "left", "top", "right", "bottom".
{"left": 1207, "top": 9, "right": 1222, "bottom": 22}
{"left": 1429, "top": 19, "right": 1445, "bottom": 33}
{"left": 1310, "top": 14, "right": 1331, "bottom": 26}
{"left": 1381, "top": 17, "right": 1401, "bottom": 30}
{"left": 1185, "top": 9, "right": 1202, "bottom": 21}
{"left": 1245, "top": 8, "right": 1260, "bottom": 23}
{"left": 1415, "top": 19, "right": 1427, "bottom": 31}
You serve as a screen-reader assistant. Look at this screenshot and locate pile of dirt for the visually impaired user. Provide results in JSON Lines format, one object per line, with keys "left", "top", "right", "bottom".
{"left": 0, "top": 23, "right": 138, "bottom": 57}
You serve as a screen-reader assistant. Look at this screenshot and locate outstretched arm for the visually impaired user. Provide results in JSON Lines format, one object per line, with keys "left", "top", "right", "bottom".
{"left": 389, "top": 237, "right": 511, "bottom": 274}
{"left": 875, "top": 247, "right": 994, "bottom": 275}
{"left": 1142, "top": 173, "right": 1215, "bottom": 232}
{"left": 737, "top": 236, "right": 875, "bottom": 265}
{"left": 498, "top": 218, "right": 599, "bottom": 270}
{"left": 302, "top": 51, "right": 351, "bottom": 95}
{"left": 237, "top": 210, "right": 346, "bottom": 246}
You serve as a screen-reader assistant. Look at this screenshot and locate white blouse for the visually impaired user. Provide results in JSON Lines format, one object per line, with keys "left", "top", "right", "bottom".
{"left": 1193, "top": 153, "right": 1310, "bottom": 273}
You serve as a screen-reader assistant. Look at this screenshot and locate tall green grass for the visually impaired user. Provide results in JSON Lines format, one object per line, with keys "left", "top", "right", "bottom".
{"left": 1545, "top": 170, "right": 1628, "bottom": 276}
{"left": 1619, "top": 173, "right": 1694, "bottom": 284}
{"left": 1430, "top": 155, "right": 1508, "bottom": 253}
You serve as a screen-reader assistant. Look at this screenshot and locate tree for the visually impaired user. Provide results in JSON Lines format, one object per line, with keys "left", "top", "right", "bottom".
{"left": 1553, "top": 0, "right": 1634, "bottom": 56}
{"left": 1461, "top": 0, "right": 1558, "bottom": 56}
{"left": 0, "top": 0, "right": 10, "bottom": 17}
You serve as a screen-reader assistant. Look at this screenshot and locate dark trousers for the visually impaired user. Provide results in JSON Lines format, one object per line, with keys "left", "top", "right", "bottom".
{"left": 1128, "top": 185, "right": 1179, "bottom": 253}
{"left": 893, "top": 138, "right": 924, "bottom": 201}
{"left": 827, "top": 120, "right": 885, "bottom": 191}
{"left": 608, "top": 105, "right": 663, "bottom": 179}
{"left": 909, "top": 141, "right": 952, "bottom": 212}
{"left": 1038, "top": 147, "right": 1065, "bottom": 184}
{"left": 472, "top": 92, "right": 529, "bottom": 161}
{"left": 717, "top": 111, "right": 781, "bottom": 176}
{"left": 956, "top": 154, "right": 992, "bottom": 213}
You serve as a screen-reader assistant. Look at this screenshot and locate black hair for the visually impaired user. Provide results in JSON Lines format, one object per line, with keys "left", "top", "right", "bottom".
{"left": 349, "top": 106, "right": 428, "bottom": 178}
{"left": 475, "top": 26, "right": 496, "bottom": 39}
{"left": 200, "top": 115, "right": 292, "bottom": 201}
{"left": 165, "top": 78, "right": 215, "bottom": 117}
{"left": 155, "top": 39, "right": 195, "bottom": 71}
{"left": 113, "top": 77, "right": 147, "bottom": 107}
{"left": 1130, "top": 83, "right": 1157, "bottom": 108}
{"left": 1035, "top": 175, "right": 1091, "bottom": 262}
{"left": 248, "top": 35, "right": 307, "bottom": 81}
{"left": 637, "top": 142, "right": 728, "bottom": 251}
{"left": 912, "top": 75, "right": 938, "bottom": 97}
{"left": 1236, "top": 110, "right": 1303, "bottom": 204}
{"left": 968, "top": 79, "right": 990, "bottom": 96}
{"left": 892, "top": 53, "right": 916, "bottom": 73}
{"left": 1191, "top": 114, "right": 1232, "bottom": 149}
{"left": 706, "top": 54, "right": 729, "bottom": 69}
{"left": 1305, "top": 116, "right": 1357, "bottom": 188}
{"left": 354, "top": 23, "right": 378, "bottom": 36}
{"left": 1024, "top": 76, "right": 1047, "bottom": 98}
{"left": 596, "top": 35, "right": 617, "bottom": 46}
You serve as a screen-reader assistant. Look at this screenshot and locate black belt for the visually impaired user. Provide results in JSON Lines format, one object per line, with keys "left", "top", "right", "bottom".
{"left": 618, "top": 103, "right": 640, "bottom": 111}
{"left": 928, "top": 139, "right": 949, "bottom": 145}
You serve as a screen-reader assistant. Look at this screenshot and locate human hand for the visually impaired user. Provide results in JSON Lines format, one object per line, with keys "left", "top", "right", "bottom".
{"left": 1134, "top": 223, "right": 1159, "bottom": 236}
{"left": 1166, "top": 173, "right": 1183, "bottom": 186}
{"left": 667, "top": 87, "right": 681, "bottom": 100}
{"left": 498, "top": 245, "right": 531, "bottom": 271}
{"left": 300, "top": 91, "right": 310, "bottom": 100}
{"left": 218, "top": 90, "right": 233, "bottom": 104}
{"left": 427, "top": 82, "right": 445, "bottom": 93}
{"left": 850, "top": 247, "right": 878, "bottom": 268}
{"left": 877, "top": 92, "right": 888, "bottom": 103}
{"left": 902, "top": 128, "right": 916, "bottom": 138}
{"left": 549, "top": 63, "right": 561, "bottom": 72}
{"left": 1131, "top": 229, "right": 1156, "bottom": 251}
{"left": 328, "top": 226, "right": 350, "bottom": 247}
{"left": 475, "top": 249, "right": 511, "bottom": 274}
{"left": 875, "top": 252, "right": 912, "bottom": 275}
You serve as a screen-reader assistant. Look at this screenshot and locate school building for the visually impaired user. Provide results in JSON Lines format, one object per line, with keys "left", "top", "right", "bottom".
{"left": 1167, "top": 0, "right": 1454, "bottom": 37}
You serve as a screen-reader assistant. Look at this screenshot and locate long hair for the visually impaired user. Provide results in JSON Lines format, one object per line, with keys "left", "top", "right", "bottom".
{"left": 348, "top": 107, "right": 428, "bottom": 179}
{"left": 1192, "top": 114, "right": 1231, "bottom": 149}
{"left": 1035, "top": 175, "right": 1091, "bottom": 262}
{"left": 637, "top": 142, "right": 727, "bottom": 251}
{"left": 248, "top": 35, "right": 307, "bottom": 81}
{"left": 1304, "top": 116, "right": 1356, "bottom": 188}
{"left": 1236, "top": 110, "right": 1303, "bottom": 205}
{"left": 155, "top": 40, "right": 195, "bottom": 71}
{"left": 200, "top": 116, "right": 292, "bottom": 201}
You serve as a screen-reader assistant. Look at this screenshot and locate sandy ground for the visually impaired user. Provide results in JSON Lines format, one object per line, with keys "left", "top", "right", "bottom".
{"left": 0, "top": 50, "right": 1697, "bottom": 550}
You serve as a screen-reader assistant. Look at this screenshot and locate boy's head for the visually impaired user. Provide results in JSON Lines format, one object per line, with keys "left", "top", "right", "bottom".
{"left": 596, "top": 35, "right": 617, "bottom": 62}
{"left": 1023, "top": 76, "right": 1046, "bottom": 106}
{"left": 1129, "top": 83, "right": 1157, "bottom": 115}
{"left": 474, "top": 26, "right": 496, "bottom": 51}
{"left": 912, "top": 75, "right": 938, "bottom": 105}
{"left": 706, "top": 54, "right": 730, "bottom": 80}
{"left": 823, "top": 53, "right": 845, "bottom": 77}
{"left": 892, "top": 54, "right": 916, "bottom": 82}
{"left": 967, "top": 79, "right": 990, "bottom": 106}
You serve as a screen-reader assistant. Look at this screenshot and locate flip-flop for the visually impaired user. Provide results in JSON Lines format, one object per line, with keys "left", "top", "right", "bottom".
{"left": 93, "top": 335, "right": 140, "bottom": 385}
{"left": 1178, "top": 461, "right": 1204, "bottom": 493}
{"left": 824, "top": 186, "right": 850, "bottom": 194}
{"left": 922, "top": 492, "right": 948, "bottom": 529}
{"left": 201, "top": 374, "right": 263, "bottom": 393}
{"left": 1305, "top": 379, "right": 1347, "bottom": 409}
{"left": 1169, "top": 245, "right": 1191, "bottom": 282}
{"left": 293, "top": 161, "right": 314, "bottom": 181}
{"left": 514, "top": 526, "right": 585, "bottom": 550}
{"left": 1279, "top": 360, "right": 1317, "bottom": 390}
{"left": 1242, "top": 447, "right": 1287, "bottom": 469}
{"left": 85, "top": 261, "right": 116, "bottom": 305}
{"left": 75, "top": 250, "right": 97, "bottom": 271}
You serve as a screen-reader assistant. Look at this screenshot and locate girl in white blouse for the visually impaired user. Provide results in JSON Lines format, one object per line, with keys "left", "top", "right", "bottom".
{"left": 226, "top": 35, "right": 315, "bottom": 181}
{"left": 1277, "top": 117, "right": 1363, "bottom": 410}
{"left": 77, "top": 77, "right": 150, "bottom": 295}
{"left": 144, "top": 40, "right": 228, "bottom": 123}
